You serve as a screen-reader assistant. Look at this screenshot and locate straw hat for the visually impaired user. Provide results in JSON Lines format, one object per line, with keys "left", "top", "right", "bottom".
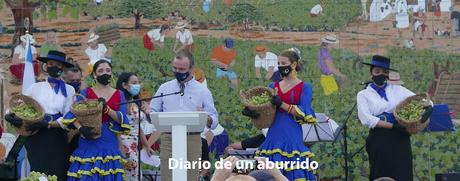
{"left": 20, "top": 34, "right": 35, "bottom": 44}
{"left": 255, "top": 45, "right": 268, "bottom": 53}
{"left": 175, "top": 21, "right": 188, "bottom": 29}
{"left": 321, "top": 34, "right": 339, "bottom": 44}
{"left": 87, "top": 33, "right": 99, "bottom": 43}
{"left": 387, "top": 71, "right": 404, "bottom": 85}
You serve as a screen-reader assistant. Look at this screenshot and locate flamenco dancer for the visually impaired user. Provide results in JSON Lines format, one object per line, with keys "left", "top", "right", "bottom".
{"left": 5, "top": 50, "right": 76, "bottom": 180}
{"left": 243, "top": 49, "right": 317, "bottom": 180}
{"left": 64, "top": 60, "right": 131, "bottom": 180}
{"left": 357, "top": 55, "right": 432, "bottom": 180}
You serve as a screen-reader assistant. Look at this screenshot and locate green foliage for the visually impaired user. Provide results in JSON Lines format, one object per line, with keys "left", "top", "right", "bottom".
{"left": 35, "top": 0, "right": 91, "bottom": 20}
{"left": 115, "top": 0, "right": 163, "bottom": 19}
{"left": 158, "top": 0, "right": 360, "bottom": 30}
{"left": 112, "top": 36, "right": 460, "bottom": 180}
{"left": 227, "top": 3, "right": 262, "bottom": 24}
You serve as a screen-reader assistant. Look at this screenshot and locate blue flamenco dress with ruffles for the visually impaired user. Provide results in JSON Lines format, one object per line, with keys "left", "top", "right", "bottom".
{"left": 63, "top": 87, "right": 131, "bottom": 181}
{"left": 256, "top": 82, "right": 317, "bottom": 181}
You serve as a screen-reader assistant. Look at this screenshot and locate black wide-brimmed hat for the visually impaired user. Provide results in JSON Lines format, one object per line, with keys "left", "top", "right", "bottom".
{"left": 362, "top": 55, "right": 397, "bottom": 71}
{"left": 37, "top": 50, "right": 74, "bottom": 68}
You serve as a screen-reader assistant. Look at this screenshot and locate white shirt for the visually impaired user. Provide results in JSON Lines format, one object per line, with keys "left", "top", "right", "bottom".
{"left": 14, "top": 45, "right": 37, "bottom": 59}
{"left": 310, "top": 4, "right": 323, "bottom": 15}
{"left": 147, "top": 29, "right": 165, "bottom": 43}
{"left": 85, "top": 44, "right": 108, "bottom": 65}
{"left": 24, "top": 81, "right": 75, "bottom": 116}
{"left": 357, "top": 84, "right": 415, "bottom": 128}
{"left": 127, "top": 111, "right": 156, "bottom": 135}
{"left": 254, "top": 52, "right": 278, "bottom": 72}
{"left": 150, "top": 78, "right": 219, "bottom": 129}
{"left": 175, "top": 29, "right": 193, "bottom": 45}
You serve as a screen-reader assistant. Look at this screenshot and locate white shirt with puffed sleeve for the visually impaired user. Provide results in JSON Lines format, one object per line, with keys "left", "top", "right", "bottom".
{"left": 357, "top": 84, "right": 415, "bottom": 128}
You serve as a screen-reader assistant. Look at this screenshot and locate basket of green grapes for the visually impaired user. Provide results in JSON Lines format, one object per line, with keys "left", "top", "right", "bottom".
{"left": 71, "top": 94, "right": 103, "bottom": 139}
{"left": 394, "top": 93, "right": 431, "bottom": 134}
{"left": 21, "top": 171, "right": 57, "bottom": 181}
{"left": 9, "top": 95, "right": 44, "bottom": 136}
{"left": 240, "top": 86, "right": 276, "bottom": 129}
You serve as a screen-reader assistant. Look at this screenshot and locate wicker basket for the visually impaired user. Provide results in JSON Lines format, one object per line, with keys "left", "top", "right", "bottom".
{"left": 71, "top": 94, "right": 103, "bottom": 139}
{"left": 240, "top": 87, "right": 276, "bottom": 129}
{"left": 394, "top": 93, "right": 431, "bottom": 134}
{"left": 9, "top": 95, "right": 45, "bottom": 136}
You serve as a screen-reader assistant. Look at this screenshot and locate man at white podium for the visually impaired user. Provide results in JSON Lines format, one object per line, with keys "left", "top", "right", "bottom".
{"left": 149, "top": 50, "right": 219, "bottom": 181}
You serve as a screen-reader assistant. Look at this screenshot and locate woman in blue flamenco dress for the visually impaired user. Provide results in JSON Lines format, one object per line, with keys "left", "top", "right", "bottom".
{"left": 63, "top": 60, "right": 131, "bottom": 181}
{"left": 244, "top": 49, "right": 317, "bottom": 180}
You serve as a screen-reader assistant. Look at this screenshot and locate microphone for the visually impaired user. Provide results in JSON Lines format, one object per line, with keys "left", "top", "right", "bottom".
{"left": 360, "top": 81, "right": 373, "bottom": 85}
{"left": 179, "top": 84, "right": 185, "bottom": 96}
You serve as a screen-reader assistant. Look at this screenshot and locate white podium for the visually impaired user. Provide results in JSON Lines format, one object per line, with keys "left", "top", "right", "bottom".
{"left": 150, "top": 112, "right": 208, "bottom": 181}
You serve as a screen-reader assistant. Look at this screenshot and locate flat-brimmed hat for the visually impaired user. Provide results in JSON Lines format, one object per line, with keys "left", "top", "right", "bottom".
{"left": 87, "top": 33, "right": 99, "bottom": 43}
{"left": 20, "top": 34, "right": 35, "bottom": 44}
{"left": 387, "top": 71, "right": 404, "bottom": 85}
{"left": 37, "top": 50, "right": 74, "bottom": 68}
{"left": 321, "top": 34, "right": 339, "bottom": 44}
{"left": 362, "top": 55, "right": 396, "bottom": 71}
{"left": 255, "top": 45, "right": 268, "bottom": 53}
{"left": 175, "top": 21, "right": 188, "bottom": 29}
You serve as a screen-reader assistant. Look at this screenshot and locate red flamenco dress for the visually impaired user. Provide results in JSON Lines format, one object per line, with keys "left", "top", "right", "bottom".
{"left": 256, "top": 82, "right": 318, "bottom": 180}
{"left": 64, "top": 87, "right": 131, "bottom": 181}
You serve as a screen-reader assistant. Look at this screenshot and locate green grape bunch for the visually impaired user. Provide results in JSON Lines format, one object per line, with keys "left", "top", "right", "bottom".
{"left": 21, "top": 171, "right": 57, "bottom": 181}
{"left": 12, "top": 103, "right": 40, "bottom": 119}
{"left": 248, "top": 92, "right": 271, "bottom": 105}
{"left": 397, "top": 101, "right": 425, "bottom": 122}
{"left": 74, "top": 101, "right": 99, "bottom": 110}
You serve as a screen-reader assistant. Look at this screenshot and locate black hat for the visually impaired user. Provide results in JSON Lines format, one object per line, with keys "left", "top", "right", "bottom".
{"left": 37, "top": 50, "right": 74, "bottom": 68}
{"left": 362, "top": 55, "right": 396, "bottom": 71}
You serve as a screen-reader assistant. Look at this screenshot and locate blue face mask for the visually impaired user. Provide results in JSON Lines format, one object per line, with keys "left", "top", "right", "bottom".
{"left": 128, "top": 84, "right": 141, "bottom": 96}
{"left": 174, "top": 71, "right": 190, "bottom": 82}
{"left": 67, "top": 81, "right": 81, "bottom": 93}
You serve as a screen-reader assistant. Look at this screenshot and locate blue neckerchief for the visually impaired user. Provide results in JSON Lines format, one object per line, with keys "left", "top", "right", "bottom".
{"left": 370, "top": 83, "right": 388, "bottom": 101}
{"left": 48, "top": 77, "right": 67, "bottom": 97}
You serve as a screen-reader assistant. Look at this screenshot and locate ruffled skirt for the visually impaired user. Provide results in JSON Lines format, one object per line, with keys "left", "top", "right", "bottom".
{"left": 256, "top": 112, "right": 317, "bottom": 181}
{"left": 67, "top": 123, "right": 125, "bottom": 181}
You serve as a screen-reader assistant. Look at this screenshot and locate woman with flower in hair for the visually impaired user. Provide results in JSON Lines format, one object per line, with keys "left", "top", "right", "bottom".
{"left": 243, "top": 49, "right": 317, "bottom": 180}
{"left": 64, "top": 60, "right": 131, "bottom": 181}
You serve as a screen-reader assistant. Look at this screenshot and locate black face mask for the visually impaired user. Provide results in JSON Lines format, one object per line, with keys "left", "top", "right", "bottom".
{"left": 372, "top": 74, "right": 387, "bottom": 86}
{"left": 174, "top": 71, "right": 190, "bottom": 82}
{"left": 278, "top": 65, "right": 292, "bottom": 77}
{"left": 47, "top": 66, "right": 63, "bottom": 78}
{"left": 96, "top": 74, "right": 112, "bottom": 86}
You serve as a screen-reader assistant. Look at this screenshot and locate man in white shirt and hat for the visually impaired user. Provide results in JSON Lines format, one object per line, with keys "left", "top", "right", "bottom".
{"left": 173, "top": 21, "right": 194, "bottom": 53}
{"left": 85, "top": 33, "right": 112, "bottom": 72}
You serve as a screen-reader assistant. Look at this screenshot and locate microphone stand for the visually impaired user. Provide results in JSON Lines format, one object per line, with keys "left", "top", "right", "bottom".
{"left": 337, "top": 82, "right": 369, "bottom": 181}
{"left": 117, "top": 91, "right": 181, "bottom": 181}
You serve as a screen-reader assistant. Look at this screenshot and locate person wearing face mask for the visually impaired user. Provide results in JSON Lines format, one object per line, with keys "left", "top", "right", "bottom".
{"left": 357, "top": 55, "right": 433, "bottom": 181}
{"left": 5, "top": 50, "right": 76, "bottom": 180}
{"left": 148, "top": 50, "right": 219, "bottom": 181}
{"left": 116, "top": 72, "right": 159, "bottom": 180}
{"left": 63, "top": 60, "right": 131, "bottom": 181}
{"left": 242, "top": 50, "right": 317, "bottom": 180}
{"left": 63, "top": 61, "right": 83, "bottom": 94}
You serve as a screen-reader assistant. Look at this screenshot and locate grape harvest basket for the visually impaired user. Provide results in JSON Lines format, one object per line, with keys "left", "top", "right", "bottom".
{"left": 394, "top": 93, "right": 431, "bottom": 134}
{"left": 240, "top": 87, "right": 276, "bottom": 129}
{"left": 71, "top": 94, "right": 102, "bottom": 139}
{"left": 9, "top": 95, "right": 45, "bottom": 136}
